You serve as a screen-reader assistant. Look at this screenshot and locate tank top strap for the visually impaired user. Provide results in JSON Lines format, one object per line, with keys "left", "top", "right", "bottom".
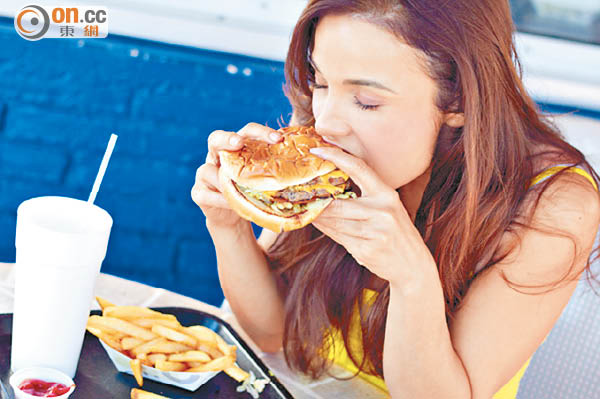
{"left": 529, "top": 164, "right": 598, "bottom": 191}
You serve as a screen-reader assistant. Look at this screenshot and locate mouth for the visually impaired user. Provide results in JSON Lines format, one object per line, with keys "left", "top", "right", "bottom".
{"left": 320, "top": 136, "right": 355, "bottom": 155}
{"left": 321, "top": 136, "right": 339, "bottom": 146}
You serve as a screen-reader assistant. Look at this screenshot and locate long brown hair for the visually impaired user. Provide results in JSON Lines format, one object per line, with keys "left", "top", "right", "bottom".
{"left": 266, "top": 0, "right": 600, "bottom": 380}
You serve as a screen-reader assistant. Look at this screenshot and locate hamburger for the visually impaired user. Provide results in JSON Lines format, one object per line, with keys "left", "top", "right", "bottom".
{"left": 218, "top": 126, "right": 357, "bottom": 232}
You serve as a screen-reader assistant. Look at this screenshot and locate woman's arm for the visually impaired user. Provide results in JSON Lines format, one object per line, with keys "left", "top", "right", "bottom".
{"left": 206, "top": 109, "right": 302, "bottom": 351}
{"left": 193, "top": 122, "right": 288, "bottom": 352}
{"left": 209, "top": 221, "right": 284, "bottom": 352}
{"left": 383, "top": 174, "right": 600, "bottom": 398}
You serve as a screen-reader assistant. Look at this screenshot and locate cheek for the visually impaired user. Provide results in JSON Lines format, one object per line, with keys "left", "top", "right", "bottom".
{"left": 311, "top": 91, "right": 325, "bottom": 118}
{"left": 363, "top": 121, "right": 439, "bottom": 188}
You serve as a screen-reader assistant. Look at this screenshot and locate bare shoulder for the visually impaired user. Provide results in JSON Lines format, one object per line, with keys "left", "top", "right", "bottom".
{"left": 497, "top": 170, "right": 600, "bottom": 284}
{"left": 531, "top": 170, "right": 598, "bottom": 238}
{"left": 257, "top": 228, "right": 278, "bottom": 253}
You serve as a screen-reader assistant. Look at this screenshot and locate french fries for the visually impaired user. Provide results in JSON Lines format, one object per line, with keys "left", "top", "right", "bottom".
{"left": 168, "top": 350, "right": 211, "bottom": 363}
{"left": 131, "top": 318, "right": 181, "bottom": 330}
{"left": 87, "top": 326, "right": 123, "bottom": 352}
{"left": 147, "top": 353, "right": 167, "bottom": 366}
{"left": 122, "top": 337, "right": 144, "bottom": 351}
{"left": 147, "top": 340, "right": 194, "bottom": 355}
{"left": 151, "top": 324, "right": 196, "bottom": 347}
{"left": 129, "top": 338, "right": 166, "bottom": 358}
{"left": 88, "top": 297, "right": 248, "bottom": 384}
{"left": 186, "top": 355, "right": 235, "bottom": 372}
{"left": 130, "top": 358, "right": 143, "bottom": 386}
{"left": 131, "top": 388, "right": 171, "bottom": 399}
{"left": 155, "top": 359, "right": 188, "bottom": 372}
{"left": 96, "top": 296, "right": 115, "bottom": 311}
{"left": 104, "top": 306, "right": 178, "bottom": 322}
{"left": 88, "top": 315, "right": 157, "bottom": 341}
{"left": 224, "top": 365, "right": 251, "bottom": 382}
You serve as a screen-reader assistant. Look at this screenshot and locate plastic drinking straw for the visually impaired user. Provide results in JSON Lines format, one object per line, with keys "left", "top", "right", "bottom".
{"left": 88, "top": 134, "right": 118, "bottom": 204}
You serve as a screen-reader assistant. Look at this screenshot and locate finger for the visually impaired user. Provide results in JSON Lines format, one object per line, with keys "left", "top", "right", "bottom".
{"left": 312, "top": 219, "right": 368, "bottom": 240}
{"left": 237, "top": 122, "right": 282, "bottom": 143}
{"left": 195, "top": 163, "right": 221, "bottom": 192}
{"left": 191, "top": 186, "right": 230, "bottom": 209}
{"left": 318, "top": 198, "right": 371, "bottom": 220}
{"left": 207, "top": 130, "right": 244, "bottom": 166}
{"left": 205, "top": 152, "right": 216, "bottom": 165}
{"left": 309, "top": 147, "right": 386, "bottom": 197}
{"left": 311, "top": 222, "right": 372, "bottom": 268}
{"left": 311, "top": 220, "right": 345, "bottom": 244}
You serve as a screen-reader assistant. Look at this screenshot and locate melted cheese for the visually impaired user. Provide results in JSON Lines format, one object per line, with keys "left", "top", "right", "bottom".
{"left": 261, "top": 170, "right": 349, "bottom": 196}
{"left": 294, "top": 183, "right": 344, "bottom": 195}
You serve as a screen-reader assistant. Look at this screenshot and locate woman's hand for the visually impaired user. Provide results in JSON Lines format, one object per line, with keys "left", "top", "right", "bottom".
{"left": 191, "top": 123, "right": 282, "bottom": 231}
{"left": 309, "top": 146, "right": 435, "bottom": 286}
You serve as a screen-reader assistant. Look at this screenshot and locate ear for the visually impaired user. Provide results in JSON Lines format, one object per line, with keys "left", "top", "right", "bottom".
{"left": 443, "top": 112, "right": 464, "bottom": 128}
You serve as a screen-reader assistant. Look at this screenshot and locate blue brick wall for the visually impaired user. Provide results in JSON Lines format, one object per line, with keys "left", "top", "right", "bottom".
{"left": 0, "top": 17, "right": 291, "bottom": 305}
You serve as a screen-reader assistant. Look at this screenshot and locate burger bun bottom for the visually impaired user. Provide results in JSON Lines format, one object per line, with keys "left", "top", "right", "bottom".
{"left": 219, "top": 168, "right": 332, "bottom": 233}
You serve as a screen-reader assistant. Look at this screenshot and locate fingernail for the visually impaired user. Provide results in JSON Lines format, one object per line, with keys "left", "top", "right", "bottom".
{"left": 310, "top": 147, "right": 324, "bottom": 155}
{"left": 269, "top": 132, "right": 281, "bottom": 142}
{"left": 230, "top": 136, "right": 241, "bottom": 146}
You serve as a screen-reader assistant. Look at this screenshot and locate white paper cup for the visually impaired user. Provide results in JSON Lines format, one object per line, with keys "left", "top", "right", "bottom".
{"left": 11, "top": 196, "right": 113, "bottom": 378}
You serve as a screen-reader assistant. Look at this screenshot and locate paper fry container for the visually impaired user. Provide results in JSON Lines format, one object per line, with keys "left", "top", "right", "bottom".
{"left": 99, "top": 340, "right": 219, "bottom": 391}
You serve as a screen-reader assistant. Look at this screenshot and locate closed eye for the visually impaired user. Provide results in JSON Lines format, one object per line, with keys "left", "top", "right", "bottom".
{"left": 354, "top": 96, "right": 379, "bottom": 111}
{"left": 311, "top": 84, "right": 380, "bottom": 111}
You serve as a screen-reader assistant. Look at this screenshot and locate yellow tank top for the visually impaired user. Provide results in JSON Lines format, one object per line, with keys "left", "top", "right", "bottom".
{"left": 327, "top": 166, "right": 597, "bottom": 398}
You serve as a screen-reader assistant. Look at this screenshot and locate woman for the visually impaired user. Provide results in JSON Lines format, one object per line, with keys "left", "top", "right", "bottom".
{"left": 192, "top": 0, "right": 600, "bottom": 397}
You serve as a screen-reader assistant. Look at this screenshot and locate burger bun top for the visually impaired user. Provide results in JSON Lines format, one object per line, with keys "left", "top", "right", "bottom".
{"left": 218, "top": 126, "right": 338, "bottom": 191}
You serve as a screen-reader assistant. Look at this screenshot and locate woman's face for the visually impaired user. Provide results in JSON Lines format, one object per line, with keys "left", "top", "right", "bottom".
{"left": 311, "top": 14, "right": 456, "bottom": 189}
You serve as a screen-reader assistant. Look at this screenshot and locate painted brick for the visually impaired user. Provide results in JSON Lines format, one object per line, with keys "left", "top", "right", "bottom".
{"left": 5, "top": 106, "right": 207, "bottom": 165}
{"left": 0, "top": 17, "right": 288, "bottom": 305}
{"left": 0, "top": 103, "right": 6, "bottom": 132}
{"left": 65, "top": 150, "right": 196, "bottom": 200}
{"left": 5, "top": 106, "right": 140, "bottom": 152}
{"left": 124, "top": 122, "right": 209, "bottom": 166}
{"left": 131, "top": 68, "right": 289, "bottom": 127}
{"left": 167, "top": 202, "right": 263, "bottom": 241}
{"left": 95, "top": 192, "right": 171, "bottom": 235}
{"left": 172, "top": 280, "right": 224, "bottom": 307}
{"left": 0, "top": 35, "right": 131, "bottom": 117}
{"left": 0, "top": 177, "right": 81, "bottom": 213}
{"left": 0, "top": 141, "right": 68, "bottom": 184}
{"left": 0, "top": 211, "right": 16, "bottom": 263}
{"left": 102, "top": 228, "right": 176, "bottom": 273}
{"left": 128, "top": 96, "right": 289, "bottom": 148}
{"left": 173, "top": 239, "right": 225, "bottom": 305}
{"left": 0, "top": 55, "right": 132, "bottom": 116}
{"left": 67, "top": 38, "right": 206, "bottom": 92}
{"left": 6, "top": 84, "right": 131, "bottom": 117}
{"left": 166, "top": 203, "right": 209, "bottom": 239}
{"left": 176, "top": 239, "right": 219, "bottom": 280}
{"left": 1, "top": 22, "right": 287, "bottom": 120}
{"left": 2, "top": 105, "right": 291, "bottom": 168}
{"left": 0, "top": 26, "right": 25, "bottom": 59}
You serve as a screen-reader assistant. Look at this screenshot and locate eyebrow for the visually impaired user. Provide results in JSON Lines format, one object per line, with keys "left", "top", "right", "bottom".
{"left": 309, "top": 57, "right": 398, "bottom": 94}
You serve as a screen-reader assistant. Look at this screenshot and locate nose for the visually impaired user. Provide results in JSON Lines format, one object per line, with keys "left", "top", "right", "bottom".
{"left": 314, "top": 97, "right": 351, "bottom": 143}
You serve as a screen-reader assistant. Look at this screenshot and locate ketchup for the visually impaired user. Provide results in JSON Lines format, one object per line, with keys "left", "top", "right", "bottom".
{"left": 17, "top": 379, "right": 72, "bottom": 397}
